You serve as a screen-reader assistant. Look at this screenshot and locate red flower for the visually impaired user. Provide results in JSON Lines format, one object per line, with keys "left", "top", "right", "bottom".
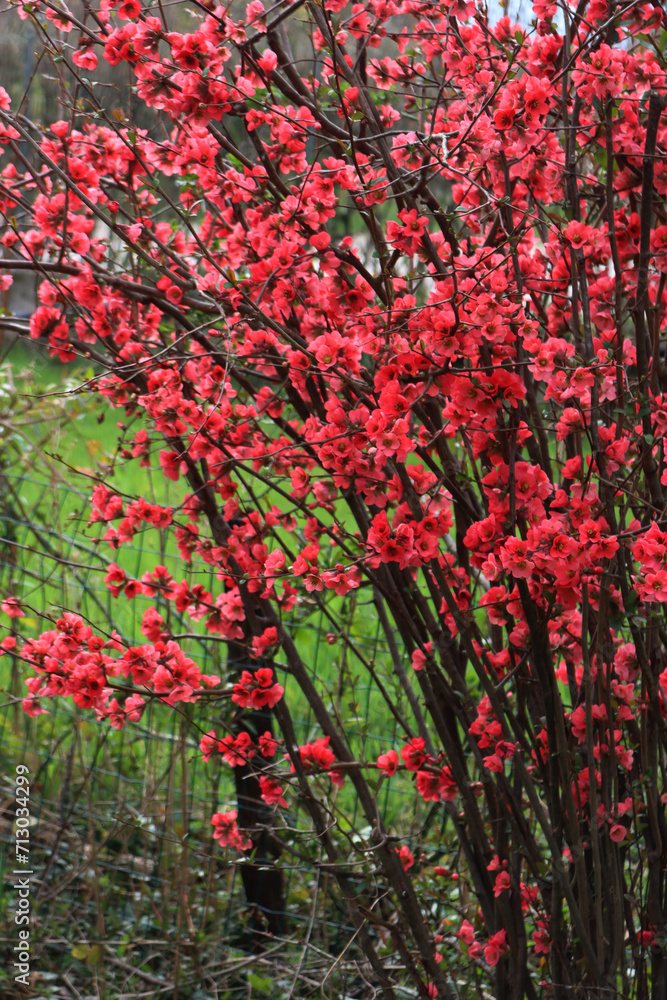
{"left": 104, "top": 562, "right": 127, "bottom": 598}
{"left": 532, "top": 921, "right": 551, "bottom": 955}
{"left": 401, "top": 738, "right": 428, "bottom": 772}
{"left": 118, "top": 0, "right": 142, "bottom": 18}
{"left": 494, "top": 107, "right": 515, "bottom": 129}
{"left": 159, "top": 451, "right": 184, "bottom": 481}
{"left": 259, "top": 775, "right": 288, "bottom": 807}
{"left": 1, "top": 597, "right": 25, "bottom": 618}
{"left": 377, "top": 749, "right": 399, "bottom": 776}
{"left": 484, "top": 929, "right": 509, "bottom": 966}
{"left": 232, "top": 669, "right": 284, "bottom": 709}
{"left": 259, "top": 731, "right": 280, "bottom": 757}
{"left": 397, "top": 845, "right": 415, "bottom": 869}
{"left": 296, "top": 736, "right": 335, "bottom": 771}
{"left": 211, "top": 810, "right": 252, "bottom": 851}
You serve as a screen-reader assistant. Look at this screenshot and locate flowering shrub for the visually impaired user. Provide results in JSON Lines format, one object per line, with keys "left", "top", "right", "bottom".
{"left": 2, "top": 0, "right": 667, "bottom": 995}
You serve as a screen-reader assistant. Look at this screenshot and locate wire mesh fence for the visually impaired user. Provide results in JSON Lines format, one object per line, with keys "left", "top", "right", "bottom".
{"left": 0, "top": 357, "right": 433, "bottom": 999}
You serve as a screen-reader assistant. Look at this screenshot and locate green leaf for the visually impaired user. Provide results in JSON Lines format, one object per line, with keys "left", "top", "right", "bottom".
{"left": 624, "top": 589, "right": 638, "bottom": 615}
{"left": 247, "top": 973, "right": 273, "bottom": 995}
{"left": 87, "top": 944, "right": 103, "bottom": 967}
{"left": 71, "top": 944, "right": 90, "bottom": 961}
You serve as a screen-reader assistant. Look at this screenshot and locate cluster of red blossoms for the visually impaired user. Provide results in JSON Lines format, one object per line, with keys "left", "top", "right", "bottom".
{"left": 3, "top": 0, "right": 667, "bottom": 993}
{"left": 2, "top": 610, "right": 222, "bottom": 722}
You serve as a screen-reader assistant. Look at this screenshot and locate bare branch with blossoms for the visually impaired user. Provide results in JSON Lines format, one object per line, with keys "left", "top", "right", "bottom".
{"left": 2, "top": 0, "right": 667, "bottom": 995}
